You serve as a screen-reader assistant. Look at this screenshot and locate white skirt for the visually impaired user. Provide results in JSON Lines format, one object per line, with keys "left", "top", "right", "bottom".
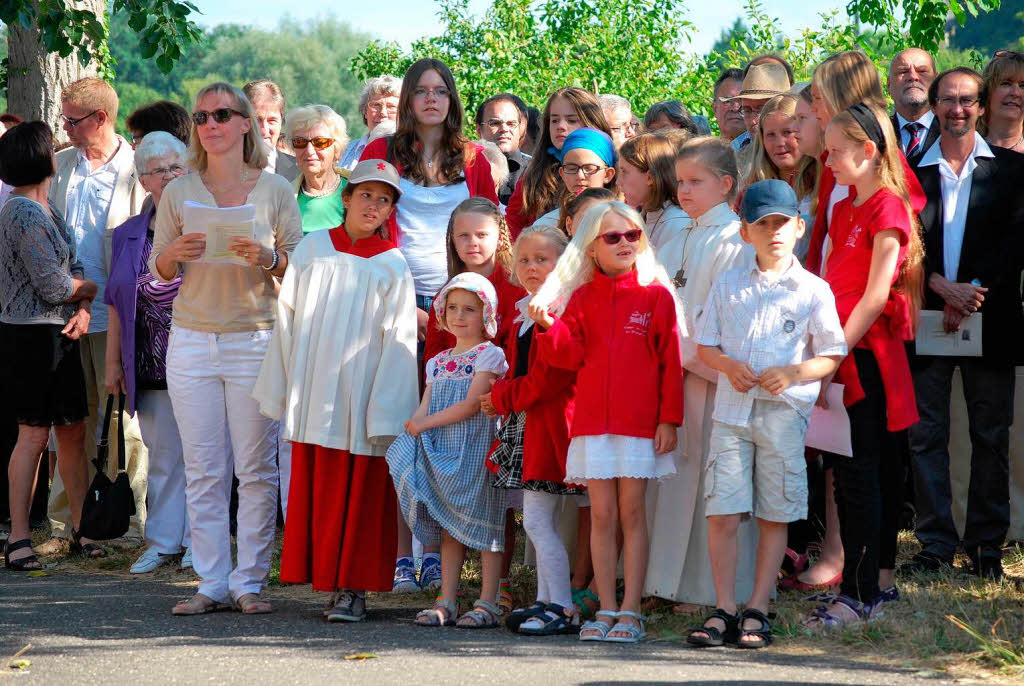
{"left": 565, "top": 434, "right": 677, "bottom": 483}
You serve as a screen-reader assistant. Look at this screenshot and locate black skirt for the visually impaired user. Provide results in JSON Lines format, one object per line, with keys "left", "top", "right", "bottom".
{"left": 0, "top": 323, "right": 88, "bottom": 427}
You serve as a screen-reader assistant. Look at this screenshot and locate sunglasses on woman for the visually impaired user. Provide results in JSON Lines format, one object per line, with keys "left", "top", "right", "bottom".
{"left": 191, "top": 108, "right": 245, "bottom": 126}
{"left": 291, "top": 136, "right": 335, "bottom": 151}
{"left": 598, "top": 229, "right": 643, "bottom": 245}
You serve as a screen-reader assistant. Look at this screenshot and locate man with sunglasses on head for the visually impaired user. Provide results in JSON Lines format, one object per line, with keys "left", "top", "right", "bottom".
{"left": 46, "top": 77, "right": 149, "bottom": 551}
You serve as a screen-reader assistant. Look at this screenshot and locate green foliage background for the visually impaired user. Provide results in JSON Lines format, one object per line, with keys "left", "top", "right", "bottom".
{"left": 1, "top": 0, "right": 1021, "bottom": 138}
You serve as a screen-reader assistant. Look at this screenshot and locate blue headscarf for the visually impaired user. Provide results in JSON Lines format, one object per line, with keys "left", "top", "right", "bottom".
{"left": 550, "top": 127, "right": 617, "bottom": 167}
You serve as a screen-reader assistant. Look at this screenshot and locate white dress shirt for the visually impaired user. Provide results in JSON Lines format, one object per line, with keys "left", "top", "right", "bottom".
{"left": 694, "top": 253, "right": 847, "bottom": 426}
{"left": 263, "top": 148, "right": 278, "bottom": 175}
{"left": 895, "top": 110, "right": 935, "bottom": 153}
{"left": 917, "top": 134, "right": 995, "bottom": 281}
{"left": 64, "top": 137, "right": 134, "bottom": 332}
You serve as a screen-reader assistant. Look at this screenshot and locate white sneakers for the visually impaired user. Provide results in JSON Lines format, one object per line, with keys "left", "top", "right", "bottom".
{"left": 129, "top": 546, "right": 193, "bottom": 573}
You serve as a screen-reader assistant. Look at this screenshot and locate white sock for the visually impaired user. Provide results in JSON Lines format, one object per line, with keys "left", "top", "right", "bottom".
{"left": 523, "top": 491, "right": 572, "bottom": 609}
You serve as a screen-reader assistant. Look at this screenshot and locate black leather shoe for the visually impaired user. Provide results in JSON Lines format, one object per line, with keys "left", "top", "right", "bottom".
{"left": 970, "top": 556, "right": 1003, "bottom": 581}
{"left": 898, "top": 551, "right": 952, "bottom": 576}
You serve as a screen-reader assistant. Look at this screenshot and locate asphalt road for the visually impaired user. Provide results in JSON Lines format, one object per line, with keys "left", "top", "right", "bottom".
{"left": 0, "top": 572, "right": 952, "bottom": 685}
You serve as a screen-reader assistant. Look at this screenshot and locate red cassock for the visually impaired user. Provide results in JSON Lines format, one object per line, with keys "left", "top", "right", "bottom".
{"left": 279, "top": 227, "right": 400, "bottom": 593}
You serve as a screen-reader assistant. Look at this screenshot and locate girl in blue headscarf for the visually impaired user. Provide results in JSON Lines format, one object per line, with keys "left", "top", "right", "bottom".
{"left": 532, "top": 128, "right": 619, "bottom": 233}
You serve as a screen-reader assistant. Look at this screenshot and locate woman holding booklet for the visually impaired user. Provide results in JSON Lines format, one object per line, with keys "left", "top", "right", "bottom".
{"left": 150, "top": 82, "right": 302, "bottom": 617}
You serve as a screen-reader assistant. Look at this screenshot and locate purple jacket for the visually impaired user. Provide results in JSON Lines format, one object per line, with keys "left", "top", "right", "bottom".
{"left": 103, "top": 208, "right": 179, "bottom": 414}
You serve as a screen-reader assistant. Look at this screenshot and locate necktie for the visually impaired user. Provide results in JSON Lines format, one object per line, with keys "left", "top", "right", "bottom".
{"left": 904, "top": 122, "right": 925, "bottom": 157}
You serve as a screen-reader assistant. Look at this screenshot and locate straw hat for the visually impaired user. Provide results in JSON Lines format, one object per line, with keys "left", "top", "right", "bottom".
{"left": 724, "top": 63, "right": 791, "bottom": 101}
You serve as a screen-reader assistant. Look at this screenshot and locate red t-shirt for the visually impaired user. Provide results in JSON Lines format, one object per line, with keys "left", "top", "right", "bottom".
{"left": 824, "top": 188, "right": 918, "bottom": 431}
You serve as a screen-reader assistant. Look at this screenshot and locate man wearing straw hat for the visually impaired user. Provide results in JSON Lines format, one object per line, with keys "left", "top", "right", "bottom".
{"left": 724, "top": 62, "right": 791, "bottom": 178}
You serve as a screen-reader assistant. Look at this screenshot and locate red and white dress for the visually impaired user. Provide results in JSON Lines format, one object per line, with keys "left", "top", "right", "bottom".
{"left": 253, "top": 227, "right": 419, "bottom": 592}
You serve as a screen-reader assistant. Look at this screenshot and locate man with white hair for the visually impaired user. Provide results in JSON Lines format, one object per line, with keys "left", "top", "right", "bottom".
{"left": 340, "top": 75, "right": 402, "bottom": 171}
{"left": 599, "top": 94, "right": 634, "bottom": 149}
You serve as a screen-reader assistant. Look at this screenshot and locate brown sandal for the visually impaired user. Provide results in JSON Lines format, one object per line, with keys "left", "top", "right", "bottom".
{"left": 171, "top": 593, "right": 232, "bottom": 616}
{"left": 236, "top": 593, "right": 273, "bottom": 614}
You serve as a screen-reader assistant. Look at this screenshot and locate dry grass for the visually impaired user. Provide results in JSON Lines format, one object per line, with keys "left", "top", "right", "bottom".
{"left": 14, "top": 524, "right": 1024, "bottom": 683}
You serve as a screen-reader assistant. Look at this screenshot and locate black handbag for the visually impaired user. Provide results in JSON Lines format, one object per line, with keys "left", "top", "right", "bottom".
{"left": 78, "top": 393, "right": 136, "bottom": 540}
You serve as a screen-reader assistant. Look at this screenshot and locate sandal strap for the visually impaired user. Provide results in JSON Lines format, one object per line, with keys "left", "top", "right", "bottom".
{"left": 741, "top": 607, "right": 774, "bottom": 628}
{"left": 4, "top": 538, "right": 34, "bottom": 554}
{"left": 472, "top": 599, "right": 500, "bottom": 618}
{"left": 616, "top": 610, "right": 645, "bottom": 624}
{"left": 708, "top": 607, "right": 739, "bottom": 623}
{"left": 594, "top": 610, "right": 618, "bottom": 620}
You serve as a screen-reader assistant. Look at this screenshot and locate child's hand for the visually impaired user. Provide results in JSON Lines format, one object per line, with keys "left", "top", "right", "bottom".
{"left": 724, "top": 358, "right": 760, "bottom": 393}
{"left": 480, "top": 392, "right": 496, "bottom": 417}
{"left": 759, "top": 366, "right": 798, "bottom": 396}
{"left": 528, "top": 301, "right": 555, "bottom": 328}
{"left": 815, "top": 372, "right": 836, "bottom": 409}
{"left": 403, "top": 418, "right": 425, "bottom": 437}
{"left": 654, "top": 423, "right": 677, "bottom": 455}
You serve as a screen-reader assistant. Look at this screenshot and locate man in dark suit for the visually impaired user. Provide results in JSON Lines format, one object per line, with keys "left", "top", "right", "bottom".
{"left": 905, "top": 67, "right": 1024, "bottom": 580}
{"left": 243, "top": 79, "right": 300, "bottom": 183}
{"left": 888, "top": 48, "right": 940, "bottom": 166}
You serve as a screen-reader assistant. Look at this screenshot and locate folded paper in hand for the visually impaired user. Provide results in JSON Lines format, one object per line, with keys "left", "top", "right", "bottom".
{"left": 915, "top": 310, "right": 982, "bottom": 357}
{"left": 183, "top": 201, "right": 256, "bottom": 267}
{"left": 805, "top": 383, "right": 852, "bottom": 457}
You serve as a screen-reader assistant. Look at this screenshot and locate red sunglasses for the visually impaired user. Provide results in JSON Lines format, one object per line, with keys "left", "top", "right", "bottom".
{"left": 598, "top": 229, "right": 643, "bottom": 245}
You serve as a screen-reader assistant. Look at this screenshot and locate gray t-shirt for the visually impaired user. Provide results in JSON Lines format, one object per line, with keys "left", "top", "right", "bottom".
{"left": 0, "top": 196, "right": 80, "bottom": 325}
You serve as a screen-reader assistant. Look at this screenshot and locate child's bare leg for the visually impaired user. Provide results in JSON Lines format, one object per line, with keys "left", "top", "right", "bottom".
{"left": 608, "top": 478, "right": 648, "bottom": 637}
{"left": 396, "top": 509, "right": 413, "bottom": 558}
{"left": 440, "top": 531, "right": 465, "bottom": 605}
{"left": 584, "top": 479, "right": 619, "bottom": 633}
{"left": 692, "top": 513, "right": 740, "bottom": 640}
{"left": 571, "top": 505, "right": 594, "bottom": 597}
{"left": 480, "top": 549, "right": 502, "bottom": 606}
{"left": 799, "top": 469, "right": 843, "bottom": 584}
{"left": 501, "top": 509, "right": 515, "bottom": 577}
{"left": 745, "top": 518, "right": 788, "bottom": 625}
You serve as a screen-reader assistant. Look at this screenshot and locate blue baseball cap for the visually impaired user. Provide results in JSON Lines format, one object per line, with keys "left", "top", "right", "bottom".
{"left": 740, "top": 179, "right": 799, "bottom": 223}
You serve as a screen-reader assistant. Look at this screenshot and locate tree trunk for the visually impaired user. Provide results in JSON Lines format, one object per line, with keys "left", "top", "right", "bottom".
{"left": 6, "top": 0, "right": 107, "bottom": 144}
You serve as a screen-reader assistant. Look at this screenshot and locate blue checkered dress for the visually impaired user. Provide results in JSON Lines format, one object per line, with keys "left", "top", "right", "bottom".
{"left": 386, "top": 343, "right": 508, "bottom": 552}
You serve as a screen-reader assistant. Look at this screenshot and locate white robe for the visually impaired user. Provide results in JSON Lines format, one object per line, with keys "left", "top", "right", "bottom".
{"left": 646, "top": 202, "right": 759, "bottom": 605}
{"left": 252, "top": 230, "right": 419, "bottom": 456}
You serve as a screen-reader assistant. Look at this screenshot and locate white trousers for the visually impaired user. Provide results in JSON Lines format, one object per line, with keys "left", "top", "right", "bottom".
{"left": 167, "top": 326, "right": 279, "bottom": 602}
{"left": 277, "top": 423, "right": 291, "bottom": 521}
{"left": 523, "top": 490, "right": 572, "bottom": 609}
{"left": 136, "top": 389, "right": 190, "bottom": 554}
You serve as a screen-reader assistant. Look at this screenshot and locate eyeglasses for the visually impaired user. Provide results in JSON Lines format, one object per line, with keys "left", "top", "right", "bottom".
{"left": 291, "top": 136, "right": 335, "bottom": 151}
{"left": 413, "top": 87, "right": 451, "bottom": 100}
{"left": 559, "top": 163, "right": 606, "bottom": 176}
{"left": 739, "top": 107, "right": 760, "bottom": 118}
{"left": 62, "top": 110, "right": 98, "bottom": 128}
{"left": 936, "top": 96, "right": 981, "bottom": 109}
{"left": 141, "top": 164, "right": 186, "bottom": 177}
{"left": 598, "top": 229, "right": 643, "bottom": 245}
{"left": 366, "top": 101, "right": 398, "bottom": 114}
{"left": 190, "top": 108, "right": 245, "bottom": 126}
{"left": 485, "top": 118, "right": 519, "bottom": 130}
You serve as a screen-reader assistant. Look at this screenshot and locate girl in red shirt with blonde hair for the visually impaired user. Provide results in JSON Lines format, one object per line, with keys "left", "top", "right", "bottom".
{"left": 528, "top": 201, "right": 683, "bottom": 644}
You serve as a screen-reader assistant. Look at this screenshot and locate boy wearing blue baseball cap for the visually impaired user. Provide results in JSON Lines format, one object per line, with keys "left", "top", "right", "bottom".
{"left": 687, "top": 180, "right": 847, "bottom": 649}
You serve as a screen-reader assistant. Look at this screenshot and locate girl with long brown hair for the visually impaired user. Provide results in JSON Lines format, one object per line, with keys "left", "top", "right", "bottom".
{"left": 804, "top": 102, "right": 923, "bottom": 629}
{"left": 617, "top": 133, "right": 691, "bottom": 250}
{"left": 505, "top": 87, "right": 611, "bottom": 238}
{"left": 359, "top": 58, "right": 498, "bottom": 596}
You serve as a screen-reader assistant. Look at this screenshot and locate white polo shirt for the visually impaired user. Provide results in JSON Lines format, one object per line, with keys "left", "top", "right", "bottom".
{"left": 694, "top": 253, "right": 848, "bottom": 426}
{"left": 917, "top": 134, "right": 994, "bottom": 282}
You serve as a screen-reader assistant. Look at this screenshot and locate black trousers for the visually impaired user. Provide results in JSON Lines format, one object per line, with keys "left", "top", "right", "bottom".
{"left": 908, "top": 356, "right": 1014, "bottom": 562}
{"left": 833, "top": 349, "right": 906, "bottom": 602}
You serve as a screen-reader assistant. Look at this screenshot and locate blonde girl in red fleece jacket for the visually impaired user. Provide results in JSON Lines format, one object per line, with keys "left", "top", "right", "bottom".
{"left": 529, "top": 201, "right": 684, "bottom": 644}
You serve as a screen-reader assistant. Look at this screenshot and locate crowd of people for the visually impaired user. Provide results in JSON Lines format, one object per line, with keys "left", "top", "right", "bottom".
{"left": 1, "top": 44, "right": 1022, "bottom": 647}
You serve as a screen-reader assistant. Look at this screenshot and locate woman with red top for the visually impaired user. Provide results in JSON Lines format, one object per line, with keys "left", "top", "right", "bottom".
{"left": 359, "top": 58, "right": 496, "bottom": 594}
{"left": 804, "top": 103, "right": 924, "bottom": 629}
{"left": 529, "top": 201, "right": 683, "bottom": 644}
{"left": 253, "top": 159, "right": 419, "bottom": 623}
{"left": 505, "top": 87, "right": 611, "bottom": 238}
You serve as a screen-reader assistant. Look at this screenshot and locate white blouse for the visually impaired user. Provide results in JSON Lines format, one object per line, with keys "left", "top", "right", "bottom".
{"left": 396, "top": 179, "right": 470, "bottom": 296}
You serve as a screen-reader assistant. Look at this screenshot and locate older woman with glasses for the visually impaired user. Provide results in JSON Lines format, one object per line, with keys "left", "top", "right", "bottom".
{"left": 104, "top": 131, "right": 191, "bottom": 575}
{"left": 286, "top": 105, "right": 350, "bottom": 234}
{"left": 340, "top": 75, "right": 402, "bottom": 171}
{"left": 980, "top": 50, "right": 1024, "bottom": 154}
{"left": 151, "top": 82, "right": 302, "bottom": 616}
